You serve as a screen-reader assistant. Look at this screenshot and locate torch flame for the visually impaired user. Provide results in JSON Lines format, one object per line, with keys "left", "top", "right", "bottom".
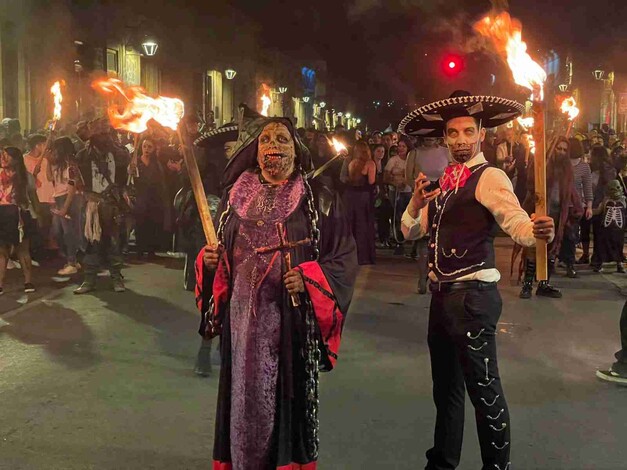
{"left": 516, "top": 116, "right": 534, "bottom": 129}
{"left": 261, "top": 94, "right": 271, "bottom": 117}
{"left": 331, "top": 137, "right": 347, "bottom": 154}
{"left": 92, "top": 78, "right": 184, "bottom": 133}
{"left": 474, "top": 11, "right": 547, "bottom": 95}
{"left": 560, "top": 97, "right": 580, "bottom": 121}
{"left": 50, "top": 80, "right": 64, "bottom": 122}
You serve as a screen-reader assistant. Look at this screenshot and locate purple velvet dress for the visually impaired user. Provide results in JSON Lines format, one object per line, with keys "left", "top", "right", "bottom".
{"left": 228, "top": 170, "right": 305, "bottom": 469}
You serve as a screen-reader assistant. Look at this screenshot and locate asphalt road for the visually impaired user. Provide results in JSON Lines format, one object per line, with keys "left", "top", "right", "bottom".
{"left": 1, "top": 242, "right": 626, "bottom": 470}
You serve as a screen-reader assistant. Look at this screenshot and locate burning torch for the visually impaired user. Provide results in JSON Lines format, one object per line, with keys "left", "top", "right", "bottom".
{"left": 475, "top": 10, "right": 549, "bottom": 280}
{"left": 92, "top": 78, "right": 218, "bottom": 246}
{"left": 35, "top": 80, "right": 65, "bottom": 177}
{"left": 308, "top": 137, "right": 348, "bottom": 179}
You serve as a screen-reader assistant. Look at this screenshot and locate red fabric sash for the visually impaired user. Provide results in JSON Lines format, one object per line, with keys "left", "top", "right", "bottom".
{"left": 296, "top": 261, "right": 344, "bottom": 370}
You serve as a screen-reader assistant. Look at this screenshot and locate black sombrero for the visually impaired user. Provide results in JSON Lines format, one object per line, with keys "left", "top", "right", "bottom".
{"left": 194, "top": 123, "right": 239, "bottom": 148}
{"left": 398, "top": 90, "right": 524, "bottom": 137}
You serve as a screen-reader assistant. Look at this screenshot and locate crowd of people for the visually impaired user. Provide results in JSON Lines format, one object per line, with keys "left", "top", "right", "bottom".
{"left": 0, "top": 116, "right": 197, "bottom": 295}
{"left": 1, "top": 112, "right": 626, "bottom": 298}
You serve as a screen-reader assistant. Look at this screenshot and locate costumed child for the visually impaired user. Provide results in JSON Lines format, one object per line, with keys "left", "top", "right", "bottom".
{"left": 591, "top": 179, "right": 626, "bottom": 273}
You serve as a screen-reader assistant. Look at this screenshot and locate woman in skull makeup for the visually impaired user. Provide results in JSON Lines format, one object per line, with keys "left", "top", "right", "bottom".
{"left": 195, "top": 106, "right": 357, "bottom": 469}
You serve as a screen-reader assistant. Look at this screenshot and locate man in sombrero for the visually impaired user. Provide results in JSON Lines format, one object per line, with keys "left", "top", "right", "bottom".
{"left": 399, "top": 90, "right": 555, "bottom": 470}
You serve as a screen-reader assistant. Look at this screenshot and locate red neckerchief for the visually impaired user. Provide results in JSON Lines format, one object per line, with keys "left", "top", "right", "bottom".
{"left": 439, "top": 163, "right": 471, "bottom": 193}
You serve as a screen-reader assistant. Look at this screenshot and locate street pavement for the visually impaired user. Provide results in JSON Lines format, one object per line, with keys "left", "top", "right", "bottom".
{"left": 1, "top": 240, "right": 626, "bottom": 470}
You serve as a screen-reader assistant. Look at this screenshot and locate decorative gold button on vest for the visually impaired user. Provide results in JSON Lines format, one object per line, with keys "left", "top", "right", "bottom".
{"left": 257, "top": 220, "right": 264, "bottom": 227}
{"left": 432, "top": 224, "right": 437, "bottom": 228}
{"left": 430, "top": 243, "right": 435, "bottom": 248}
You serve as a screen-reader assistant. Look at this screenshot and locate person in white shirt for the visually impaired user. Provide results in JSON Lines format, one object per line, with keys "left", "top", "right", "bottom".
{"left": 397, "top": 90, "right": 555, "bottom": 470}
{"left": 23, "top": 134, "right": 55, "bottom": 263}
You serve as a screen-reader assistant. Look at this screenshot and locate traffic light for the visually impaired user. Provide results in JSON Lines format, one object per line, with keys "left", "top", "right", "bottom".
{"left": 441, "top": 54, "right": 465, "bottom": 77}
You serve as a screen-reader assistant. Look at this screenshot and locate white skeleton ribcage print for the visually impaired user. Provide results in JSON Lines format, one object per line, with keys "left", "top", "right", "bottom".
{"left": 604, "top": 202, "right": 625, "bottom": 229}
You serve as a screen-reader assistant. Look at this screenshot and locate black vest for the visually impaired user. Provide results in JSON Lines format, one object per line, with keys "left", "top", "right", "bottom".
{"left": 427, "top": 163, "right": 498, "bottom": 281}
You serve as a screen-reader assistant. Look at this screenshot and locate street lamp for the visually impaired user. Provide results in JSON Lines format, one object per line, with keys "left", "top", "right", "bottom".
{"left": 337, "top": 112, "right": 343, "bottom": 117}
{"left": 225, "top": 69, "right": 237, "bottom": 80}
{"left": 346, "top": 113, "right": 351, "bottom": 118}
{"left": 319, "top": 101, "right": 326, "bottom": 108}
{"left": 558, "top": 84, "right": 568, "bottom": 92}
{"left": 357, "top": 119, "right": 361, "bottom": 124}
{"left": 302, "top": 96, "right": 310, "bottom": 103}
{"left": 593, "top": 69, "right": 605, "bottom": 80}
{"left": 278, "top": 86, "right": 288, "bottom": 94}
{"left": 141, "top": 38, "right": 158, "bottom": 56}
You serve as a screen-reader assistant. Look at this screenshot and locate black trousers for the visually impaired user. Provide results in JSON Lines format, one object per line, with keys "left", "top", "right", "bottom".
{"left": 426, "top": 285, "right": 511, "bottom": 470}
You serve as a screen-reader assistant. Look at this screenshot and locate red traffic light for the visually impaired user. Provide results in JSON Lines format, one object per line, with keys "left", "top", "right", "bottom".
{"left": 441, "top": 54, "right": 464, "bottom": 77}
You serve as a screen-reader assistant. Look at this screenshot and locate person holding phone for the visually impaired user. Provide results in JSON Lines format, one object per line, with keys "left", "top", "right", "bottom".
{"left": 399, "top": 90, "right": 555, "bottom": 470}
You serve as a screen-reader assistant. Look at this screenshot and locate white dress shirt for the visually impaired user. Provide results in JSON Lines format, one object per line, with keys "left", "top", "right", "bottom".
{"left": 401, "top": 152, "right": 550, "bottom": 282}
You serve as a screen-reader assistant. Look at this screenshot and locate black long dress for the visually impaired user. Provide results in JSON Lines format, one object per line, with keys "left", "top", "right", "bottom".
{"left": 344, "top": 174, "right": 376, "bottom": 265}
{"left": 134, "top": 158, "right": 168, "bottom": 254}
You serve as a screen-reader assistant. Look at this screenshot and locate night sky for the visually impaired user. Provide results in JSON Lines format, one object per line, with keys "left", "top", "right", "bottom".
{"left": 124, "top": 0, "right": 627, "bottom": 126}
{"left": 227, "top": 0, "right": 627, "bottom": 125}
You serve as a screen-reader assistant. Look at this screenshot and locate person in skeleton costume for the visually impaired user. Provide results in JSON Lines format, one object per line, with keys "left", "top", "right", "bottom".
{"left": 73, "top": 118, "right": 131, "bottom": 294}
{"left": 591, "top": 179, "right": 626, "bottom": 273}
{"left": 195, "top": 106, "right": 357, "bottom": 469}
{"left": 399, "top": 90, "right": 555, "bottom": 470}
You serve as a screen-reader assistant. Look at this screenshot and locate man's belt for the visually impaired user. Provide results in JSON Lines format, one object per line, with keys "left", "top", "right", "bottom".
{"left": 429, "top": 280, "right": 497, "bottom": 294}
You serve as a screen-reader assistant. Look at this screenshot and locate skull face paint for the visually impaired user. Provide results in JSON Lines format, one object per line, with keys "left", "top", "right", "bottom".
{"left": 257, "top": 122, "right": 296, "bottom": 180}
{"left": 445, "top": 116, "right": 485, "bottom": 164}
{"left": 606, "top": 179, "right": 624, "bottom": 200}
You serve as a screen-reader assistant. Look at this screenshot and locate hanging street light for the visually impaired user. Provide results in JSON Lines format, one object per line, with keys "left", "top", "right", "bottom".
{"left": 558, "top": 84, "right": 568, "bottom": 92}
{"left": 593, "top": 69, "right": 605, "bottom": 80}
{"left": 357, "top": 119, "right": 361, "bottom": 124}
{"left": 319, "top": 101, "right": 326, "bottom": 108}
{"left": 278, "top": 86, "right": 288, "bottom": 94}
{"left": 337, "top": 112, "right": 343, "bottom": 117}
{"left": 346, "top": 112, "right": 352, "bottom": 118}
{"left": 225, "top": 69, "right": 237, "bottom": 80}
{"left": 302, "top": 96, "right": 310, "bottom": 103}
{"left": 141, "top": 39, "right": 158, "bottom": 56}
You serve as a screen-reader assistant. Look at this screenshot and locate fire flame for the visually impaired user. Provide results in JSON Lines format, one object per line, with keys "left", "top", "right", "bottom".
{"left": 50, "top": 80, "right": 64, "bottom": 122}
{"left": 560, "top": 97, "right": 580, "bottom": 121}
{"left": 92, "top": 78, "right": 184, "bottom": 133}
{"left": 516, "top": 116, "right": 534, "bottom": 129}
{"left": 261, "top": 94, "right": 271, "bottom": 117}
{"left": 331, "top": 137, "right": 347, "bottom": 155}
{"left": 474, "top": 11, "right": 547, "bottom": 95}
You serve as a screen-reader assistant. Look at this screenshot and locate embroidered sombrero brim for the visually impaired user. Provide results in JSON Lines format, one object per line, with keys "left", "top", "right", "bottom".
{"left": 194, "top": 124, "right": 239, "bottom": 148}
{"left": 398, "top": 95, "right": 524, "bottom": 137}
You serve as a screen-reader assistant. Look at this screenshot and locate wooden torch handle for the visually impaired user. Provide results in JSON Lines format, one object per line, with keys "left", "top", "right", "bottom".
{"left": 532, "top": 98, "right": 548, "bottom": 281}
{"left": 177, "top": 128, "right": 218, "bottom": 246}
